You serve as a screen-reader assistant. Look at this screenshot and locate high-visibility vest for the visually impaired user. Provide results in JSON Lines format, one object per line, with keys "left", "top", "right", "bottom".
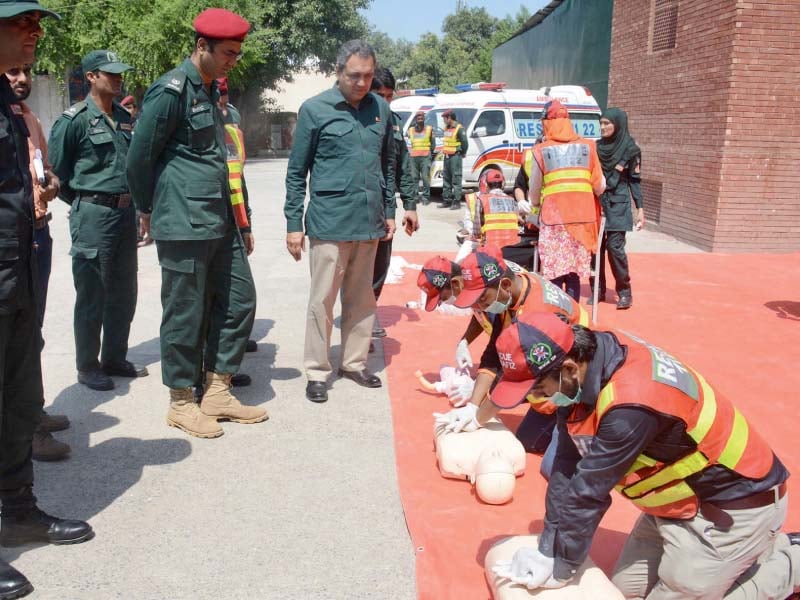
{"left": 522, "top": 149, "right": 534, "bottom": 178}
{"left": 409, "top": 125, "right": 433, "bottom": 157}
{"left": 533, "top": 139, "right": 599, "bottom": 250}
{"left": 224, "top": 124, "right": 249, "bottom": 229}
{"left": 442, "top": 123, "right": 462, "bottom": 155}
{"left": 566, "top": 331, "right": 775, "bottom": 519}
{"left": 464, "top": 192, "right": 520, "bottom": 248}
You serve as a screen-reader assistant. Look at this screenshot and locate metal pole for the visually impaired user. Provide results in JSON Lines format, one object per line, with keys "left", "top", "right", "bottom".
{"left": 592, "top": 216, "right": 607, "bottom": 325}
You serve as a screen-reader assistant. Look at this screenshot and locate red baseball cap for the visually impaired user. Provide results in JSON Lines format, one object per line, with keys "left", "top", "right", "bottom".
{"left": 543, "top": 99, "right": 569, "bottom": 120}
{"left": 491, "top": 312, "right": 575, "bottom": 409}
{"left": 417, "top": 256, "right": 459, "bottom": 311}
{"left": 454, "top": 246, "right": 509, "bottom": 309}
{"left": 193, "top": 8, "right": 250, "bottom": 41}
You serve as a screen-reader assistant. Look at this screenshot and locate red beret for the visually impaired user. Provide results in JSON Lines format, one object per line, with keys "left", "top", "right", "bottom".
{"left": 193, "top": 8, "right": 250, "bottom": 42}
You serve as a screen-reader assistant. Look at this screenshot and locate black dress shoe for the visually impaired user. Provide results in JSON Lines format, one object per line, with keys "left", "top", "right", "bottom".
{"left": 0, "top": 560, "right": 32, "bottom": 600}
{"left": 0, "top": 507, "right": 94, "bottom": 547}
{"left": 337, "top": 369, "right": 382, "bottom": 388}
{"left": 231, "top": 373, "right": 252, "bottom": 387}
{"left": 616, "top": 295, "right": 633, "bottom": 310}
{"left": 245, "top": 339, "right": 258, "bottom": 353}
{"left": 587, "top": 293, "right": 605, "bottom": 306}
{"left": 101, "top": 360, "right": 149, "bottom": 378}
{"left": 77, "top": 370, "right": 114, "bottom": 391}
{"left": 306, "top": 381, "right": 328, "bottom": 403}
{"left": 372, "top": 327, "right": 387, "bottom": 338}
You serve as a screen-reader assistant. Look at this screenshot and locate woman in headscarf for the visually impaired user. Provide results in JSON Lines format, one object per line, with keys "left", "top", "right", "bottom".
{"left": 527, "top": 100, "right": 605, "bottom": 301}
{"left": 593, "top": 107, "right": 643, "bottom": 310}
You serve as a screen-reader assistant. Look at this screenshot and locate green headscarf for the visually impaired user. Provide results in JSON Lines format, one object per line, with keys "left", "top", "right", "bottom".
{"left": 596, "top": 107, "right": 640, "bottom": 178}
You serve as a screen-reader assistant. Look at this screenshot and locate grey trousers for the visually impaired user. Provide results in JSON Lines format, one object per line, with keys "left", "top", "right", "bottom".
{"left": 304, "top": 239, "right": 378, "bottom": 382}
{"left": 612, "top": 492, "right": 798, "bottom": 599}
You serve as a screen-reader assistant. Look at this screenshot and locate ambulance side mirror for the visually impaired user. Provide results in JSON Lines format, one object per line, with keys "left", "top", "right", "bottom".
{"left": 471, "top": 127, "right": 487, "bottom": 138}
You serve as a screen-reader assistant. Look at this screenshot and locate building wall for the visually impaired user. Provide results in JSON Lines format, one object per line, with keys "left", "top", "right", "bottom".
{"left": 493, "top": 0, "right": 613, "bottom": 110}
{"left": 609, "top": 0, "right": 800, "bottom": 251}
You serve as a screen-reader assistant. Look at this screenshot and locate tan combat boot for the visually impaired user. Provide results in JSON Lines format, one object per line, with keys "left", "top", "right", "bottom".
{"left": 200, "top": 372, "right": 269, "bottom": 424}
{"left": 167, "top": 388, "right": 224, "bottom": 438}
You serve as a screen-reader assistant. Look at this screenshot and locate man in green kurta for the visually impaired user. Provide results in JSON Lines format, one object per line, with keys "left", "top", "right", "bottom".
{"left": 126, "top": 8, "right": 267, "bottom": 438}
{"left": 440, "top": 109, "right": 469, "bottom": 210}
{"left": 284, "top": 40, "right": 396, "bottom": 404}
{"left": 49, "top": 49, "right": 146, "bottom": 391}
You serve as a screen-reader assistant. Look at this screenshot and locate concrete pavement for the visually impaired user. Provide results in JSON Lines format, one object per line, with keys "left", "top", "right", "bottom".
{"left": 10, "top": 158, "right": 699, "bottom": 599}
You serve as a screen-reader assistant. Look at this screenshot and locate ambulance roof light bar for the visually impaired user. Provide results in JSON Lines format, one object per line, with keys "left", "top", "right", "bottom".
{"left": 454, "top": 82, "right": 507, "bottom": 92}
{"left": 395, "top": 87, "right": 439, "bottom": 97}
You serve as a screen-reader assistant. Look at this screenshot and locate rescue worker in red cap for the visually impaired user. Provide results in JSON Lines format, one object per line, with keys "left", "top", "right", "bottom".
{"left": 440, "top": 109, "right": 468, "bottom": 210}
{"left": 407, "top": 110, "right": 434, "bottom": 205}
{"left": 432, "top": 246, "right": 589, "bottom": 471}
{"left": 488, "top": 311, "right": 800, "bottom": 598}
{"left": 127, "top": 7, "right": 267, "bottom": 438}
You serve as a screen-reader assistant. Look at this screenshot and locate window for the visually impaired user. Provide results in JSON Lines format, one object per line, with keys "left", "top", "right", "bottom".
{"left": 472, "top": 110, "right": 506, "bottom": 137}
{"left": 425, "top": 108, "right": 478, "bottom": 137}
{"left": 651, "top": 0, "right": 678, "bottom": 52}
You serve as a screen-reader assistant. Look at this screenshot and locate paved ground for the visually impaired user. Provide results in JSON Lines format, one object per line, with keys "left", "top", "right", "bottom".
{"left": 8, "top": 159, "right": 699, "bottom": 599}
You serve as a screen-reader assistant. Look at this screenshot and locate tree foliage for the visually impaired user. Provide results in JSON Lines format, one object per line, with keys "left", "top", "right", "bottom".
{"left": 365, "top": 4, "right": 531, "bottom": 92}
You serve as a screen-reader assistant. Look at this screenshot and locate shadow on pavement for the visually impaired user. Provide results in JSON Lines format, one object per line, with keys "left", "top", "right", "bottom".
{"left": 764, "top": 300, "right": 800, "bottom": 321}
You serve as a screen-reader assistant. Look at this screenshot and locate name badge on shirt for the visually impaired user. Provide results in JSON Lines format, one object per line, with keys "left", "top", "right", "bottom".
{"left": 120, "top": 123, "right": 133, "bottom": 132}
{"left": 191, "top": 103, "right": 211, "bottom": 114}
{"left": 88, "top": 127, "right": 106, "bottom": 135}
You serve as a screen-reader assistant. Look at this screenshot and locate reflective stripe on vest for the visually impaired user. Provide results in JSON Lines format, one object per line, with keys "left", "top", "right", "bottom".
{"left": 225, "top": 124, "right": 249, "bottom": 229}
{"left": 523, "top": 150, "right": 534, "bottom": 178}
{"left": 568, "top": 333, "right": 774, "bottom": 519}
{"left": 442, "top": 124, "right": 462, "bottom": 155}
{"left": 409, "top": 125, "right": 433, "bottom": 157}
{"left": 534, "top": 142, "right": 597, "bottom": 226}
{"left": 478, "top": 193, "right": 519, "bottom": 248}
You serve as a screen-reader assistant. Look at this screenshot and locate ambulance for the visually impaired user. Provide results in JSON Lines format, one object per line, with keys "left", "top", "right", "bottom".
{"left": 426, "top": 83, "right": 602, "bottom": 191}
{"left": 390, "top": 87, "right": 439, "bottom": 133}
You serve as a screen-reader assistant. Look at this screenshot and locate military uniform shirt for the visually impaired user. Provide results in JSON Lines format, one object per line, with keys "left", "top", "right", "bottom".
{"left": 48, "top": 96, "right": 132, "bottom": 198}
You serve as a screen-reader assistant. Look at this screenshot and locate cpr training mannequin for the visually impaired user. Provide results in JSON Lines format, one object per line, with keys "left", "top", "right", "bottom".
{"left": 471, "top": 447, "right": 516, "bottom": 504}
{"left": 415, "top": 366, "right": 474, "bottom": 406}
{"left": 485, "top": 536, "right": 624, "bottom": 600}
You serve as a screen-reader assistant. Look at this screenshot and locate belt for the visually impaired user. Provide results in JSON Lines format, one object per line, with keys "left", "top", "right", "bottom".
{"left": 78, "top": 192, "right": 132, "bottom": 209}
{"left": 709, "top": 482, "right": 787, "bottom": 511}
{"left": 34, "top": 213, "right": 52, "bottom": 230}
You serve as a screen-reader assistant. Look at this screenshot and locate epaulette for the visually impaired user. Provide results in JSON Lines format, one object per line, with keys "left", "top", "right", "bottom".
{"left": 162, "top": 70, "right": 187, "bottom": 96}
{"left": 62, "top": 101, "right": 87, "bottom": 120}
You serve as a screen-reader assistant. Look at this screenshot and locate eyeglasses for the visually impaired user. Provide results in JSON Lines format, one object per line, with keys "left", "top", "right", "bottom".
{"left": 342, "top": 71, "right": 373, "bottom": 84}
{"left": 221, "top": 49, "right": 244, "bottom": 61}
{"left": 6, "top": 13, "right": 42, "bottom": 32}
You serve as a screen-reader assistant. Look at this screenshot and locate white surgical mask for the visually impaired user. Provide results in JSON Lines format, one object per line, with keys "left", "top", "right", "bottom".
{"left": 549, "top": 370, "right": 582, "bottom": 407}
{"left": 484, "top": 285, "right": 511, "bottom": 315}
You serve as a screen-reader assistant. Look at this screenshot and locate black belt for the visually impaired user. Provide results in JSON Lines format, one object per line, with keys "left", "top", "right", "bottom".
{"left": 709, "top": 482, "right": 787, "bottom": 511}
{"left": 78, "top": 192, "right": 132, "bottom": 209}
{"left": 34, "top": 213, "right": 52, "bottom": 230}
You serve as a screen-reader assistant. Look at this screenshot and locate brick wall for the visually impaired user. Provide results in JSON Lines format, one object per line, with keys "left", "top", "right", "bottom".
{"left": 608, "top": 0, "right": 800, "bottom": 251}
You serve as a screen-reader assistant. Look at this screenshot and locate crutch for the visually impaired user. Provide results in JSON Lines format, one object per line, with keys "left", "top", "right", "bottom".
{"left": 592, "top": 216, "right": 607, "bottom": 325}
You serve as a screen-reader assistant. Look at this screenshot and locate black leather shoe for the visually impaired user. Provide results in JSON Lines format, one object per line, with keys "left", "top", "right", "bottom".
{"left": 0, "top": 507, "right": 94, "bottom": 547}
{"left": 306, "top": 381, "right": 328, "bottom": 403}
{"left": 0, "top": 560, "right": 32, "bottom": 599}
{"left": 449, "top": 202, "right": 461, "bottom": 210}
{"left": 337, "top": 369, "right": 382, "bottom": 388}
{"left": 372, "top": 327, "right": 387, "bottom": 338}
{"left": 245, "top": 339, "right": 258, "bottom": 353}
{"left": 101, "top": 360, "right": 148, "bottom": 378}
{"left": 616, "top": 295, "right": 633, "bottom": 310}
{"left": 77, "top": 370, "right": 114, "bottom": 391}
{"left": 231, "top": 373, "right": 251, "bottom": 387}
{"left": 587, "top": 293, "right": 605, "bottom": 306}
{"left": 788, "top": 532, "right": 800, "bottom": 545}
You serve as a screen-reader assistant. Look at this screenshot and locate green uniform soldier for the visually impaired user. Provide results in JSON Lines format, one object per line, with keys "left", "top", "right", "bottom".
{"left": 49, "top": 49, "right": 147, "bottom": 391}
{"left": 370, "top": 67, "right": 418, "bottom": 330}
{"left": 441, "top": 109, "right": 469, "bottom": 210}
{"left": 407, "top": 110, "right": 435, "bottom": 205}
{"left": 0, "top": 3, "right": 94, "bottom": 596}
{"left": 126, "top": 8, "right": 267, "bottom": 438}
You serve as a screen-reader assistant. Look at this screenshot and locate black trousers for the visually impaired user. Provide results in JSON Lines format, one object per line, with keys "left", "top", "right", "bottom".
{"left": 597, "top": 230, "right": 631, "bottom": 297}
{"left": 372, "top": 239, "right": 392, "bottom": 301}
{"left": 0, "top": 304, "right": 44, "bottom": 493}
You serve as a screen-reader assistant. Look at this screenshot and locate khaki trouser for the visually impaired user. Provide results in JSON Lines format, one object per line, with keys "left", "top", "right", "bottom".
{"left": 304, "top": 239, "right": 378, "bottom": 382}
{"left": 612, "top": 492, "right": 799, "bottom": 599}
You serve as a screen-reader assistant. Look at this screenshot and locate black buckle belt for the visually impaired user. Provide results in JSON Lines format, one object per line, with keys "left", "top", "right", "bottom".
{"left": 34, "top": 213, "right": 52, "bottom": 230}
{"left": 78, "top": 192, "right": 132, "bottom": 209}
{"left": 709, "top": 482, "right": 787, "bottom": 511}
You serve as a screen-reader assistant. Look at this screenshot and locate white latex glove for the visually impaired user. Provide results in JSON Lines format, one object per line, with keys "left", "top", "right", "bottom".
{"left": 455, "top": 339, "right": 473, "bottom": 369}
{"left": 447, "top": 379, "right": 475, "bottom": 407}
{"left": 492, "top": 546, "right": 563, "bottom": 590}
{"left": 517, "top": 199, "right": 532, "bottom": 215}
{"left": 432, "top": 402, "right": 480, "bottom": 433}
